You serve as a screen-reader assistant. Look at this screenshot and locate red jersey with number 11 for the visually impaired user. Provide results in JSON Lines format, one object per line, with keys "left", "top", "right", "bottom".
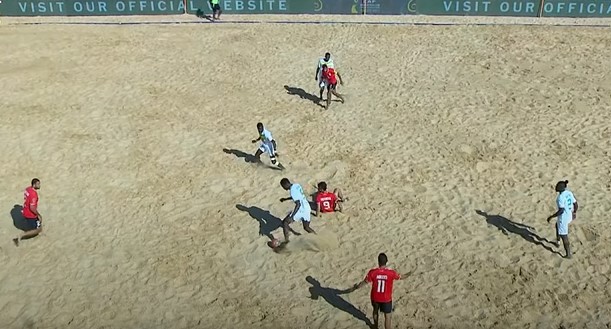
{"left": 366, "top": 267, "right": 401, "bottom": 303}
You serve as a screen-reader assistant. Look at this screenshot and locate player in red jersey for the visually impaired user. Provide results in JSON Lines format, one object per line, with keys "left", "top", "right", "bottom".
{"left": 314, "top": 181, "right": 345, "bottom": 217}
{"left": 13, "top": 178, "right": 43, "bottom": 246}
{"left": 321, "top": 64, "right": 345, "bottom": 110}
{"left": 353, "top": 253, "right": 402, "bottom": 329}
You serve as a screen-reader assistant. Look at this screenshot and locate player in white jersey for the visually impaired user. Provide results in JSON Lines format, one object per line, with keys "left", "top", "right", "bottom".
{"left": 547, "top": 180, "right": 579, "bottom": 259}
{"left": 279, "top": 178, "right": 315, "bottom": 243}
{"left": 252, "top": 122, "right": 281, "bottom": 167}
{"left": 315, "top": 52, "right": 334, "bottom": 100}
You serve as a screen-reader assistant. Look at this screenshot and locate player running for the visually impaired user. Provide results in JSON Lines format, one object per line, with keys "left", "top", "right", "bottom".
{"left": 13, "top": 178, "right": 43, "bottom": 246}
{"left": 279, "top": 178, "right": 315, "bottom": 243}
{"left": 321, "top": 64, "right": 345, "bottom": 110}
{"left": 315, "top": 181, "right": 346, "bottom": 217}
{"left": 546, "top": 180, "right": 578, "bottom": 259}
{"left": 315, "top": 52, "right": 334, "bottom": 100}
{"left": 251, "top": 122, "right": 282, "bottom": 167}
{"left": 352, "top": 253, "right": 402, "bottom": 329}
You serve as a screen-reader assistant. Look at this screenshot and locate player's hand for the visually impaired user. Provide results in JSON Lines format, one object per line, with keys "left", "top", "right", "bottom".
{"left": 546, "top": 216, "right": 552, "bottom": 223}
{"left": 573, "top": 212, "right": 577, "bottom": 220}
{"left": 251, "top": 139, "right": 257, "bottom": 143}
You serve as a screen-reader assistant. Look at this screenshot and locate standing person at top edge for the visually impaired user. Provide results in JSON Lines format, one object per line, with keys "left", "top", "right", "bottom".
{"left": 547, "top": 180, "right": 579, "bottom": 259}
{"left": 352, "top": 253, "right": 402, "bottom": 329}
{"left": 210, "top": 0, "right": 221, "bottom": 20}
{"left": 315, "top": 52, "right": 334, "bottom": 100}
{"left": 13, "top": 178, "right": 43, "bottom": 246}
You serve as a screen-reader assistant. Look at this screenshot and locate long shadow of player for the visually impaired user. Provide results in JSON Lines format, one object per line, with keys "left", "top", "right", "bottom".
{"left": 306, "top": 276, "right": 373, "bottom": 328}
{"left": 223, "top": 148, "right": 283, "bottom": 171}
{"left": 236, "top": 204, "right": 300, "bottom": 240}
{"left": 476, "top": 210, "right": 561, "bottom": 255}
{"left": 284, "top": 85, "right": 324, "bottom": 107}
{"left": 222, "top": 148, "right": 258, "bottom": 163}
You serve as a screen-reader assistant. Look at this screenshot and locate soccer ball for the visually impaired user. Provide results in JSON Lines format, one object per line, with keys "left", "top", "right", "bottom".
{"left": 268, "top": 239, "right": 280, "bottom": 248}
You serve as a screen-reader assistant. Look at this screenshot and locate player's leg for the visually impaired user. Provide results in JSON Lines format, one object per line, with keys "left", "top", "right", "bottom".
{"left": 297, "top": 210, "right": 315, "bottom": 234}
{"left": 558, "top": 219, "right": 571, "bottom": 258}
{"left": 282, "top": 216, "right": 295, "bottom": 242}
{"left": 381, "top": 302, "right": 393, "bottom": 329}
{"left": 13, "top": 220, "right": 42, "bottom": 246}
{"left": 319, "top": 80, "right": 325, "bottom": 100}
{"left": 333, "top": 188, "right": 345, "bottom": 212}
{"left": 331, "top": 89, "right": 345, "bottom": 103}
{"left": 554, "top": 222, "right": 561, "bottom": 248}
{"left": 214, "top": 4, "right": 222, "bottom": 19}
{"left": 266, "top": 142, "right": 278, "bottom": 165}
{"left": 561, "top": 235, "right": 571, "bottom": 258}
{"left": 326, "top": 86, "right": 333, "bottom": 109}
{"left": 371, "top": 302, "right": 380, "bottom": 329}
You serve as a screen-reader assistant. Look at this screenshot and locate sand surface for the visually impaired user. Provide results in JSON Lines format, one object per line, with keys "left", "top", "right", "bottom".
{"left": 1, "top": 14, "right": 611, "bottom": 329}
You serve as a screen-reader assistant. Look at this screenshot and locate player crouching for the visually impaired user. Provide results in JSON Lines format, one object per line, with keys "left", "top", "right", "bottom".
{"left": 251, "top": 122, "right": 283, "bottom": 168}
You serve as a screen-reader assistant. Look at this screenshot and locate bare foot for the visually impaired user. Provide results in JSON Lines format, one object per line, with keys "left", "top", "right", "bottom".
{"left": 13, "top": 238, "right": 19, "bottom": 247}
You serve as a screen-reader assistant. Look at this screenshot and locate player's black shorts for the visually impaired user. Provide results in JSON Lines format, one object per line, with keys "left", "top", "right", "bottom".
{"left": 24, "top": 218, "right": 41, "bottom": 231}
{"left": 372, "top": 301, "right": 393, "bottom": 314}
{"left": 210, "top": 2, "right": 220, "bottom": 10}
{"left": 327, "top": 83, "right": 337, "bottom": 90}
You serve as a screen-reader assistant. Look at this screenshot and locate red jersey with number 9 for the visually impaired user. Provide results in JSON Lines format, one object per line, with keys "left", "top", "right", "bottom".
{"left": 366, "top": 267, "right": 401, "bottom": 303}
{"left": 316, "top": 192, "right": 338, "bottom": 213}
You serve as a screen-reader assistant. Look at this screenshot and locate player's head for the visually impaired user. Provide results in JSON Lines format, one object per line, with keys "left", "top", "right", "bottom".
{"left": 280, "top": 178, "right": 291, "bottom": 190}
{"left": 555, "top": 180, "right": 569, "bottom": 193}
{"left": 378, "top": 253, "right": 388, "bottom": 267}
{"left": 256, "top": 122, "right": 264, "bottom": 133}
{"left": 31, "top": 178, "right": 40, "bottom": 190}
{"left": 321, "top": 64, "right": 328, "bottom": 71}
{"left": 317, "top": 182, "right": 327, "bottom": 192}
{"left": 324, "top": 52, "right": 331, "bottom": 61}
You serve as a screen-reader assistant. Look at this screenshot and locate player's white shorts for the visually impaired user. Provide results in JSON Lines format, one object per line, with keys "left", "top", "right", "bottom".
{"left": 288, "top": 205, "right": 311, "bottom": 223}
{"left": 557, "top": 216, "right": 572, "bottom": 235}
{"left": 258, "top": 141, "right": 275, "bottom": 156}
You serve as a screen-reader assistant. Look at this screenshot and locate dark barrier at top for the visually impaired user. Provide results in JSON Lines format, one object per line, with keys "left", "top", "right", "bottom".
{"left": 0, "top": 0, "right": 363, "bottom": 15}
{"left": 1, "top": 0, "right": 611, "bottom": 23}
{"left": 187, "top": 0, "right": 362, "bottom": 15}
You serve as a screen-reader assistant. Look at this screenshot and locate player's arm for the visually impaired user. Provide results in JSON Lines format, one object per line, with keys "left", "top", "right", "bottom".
{"left": 279, "top": 197, "right": 291, "bottom": 202}
{"left": 547, "top": 208, "right": 563, "bottom": 222}
{"left": 30, "top": 200, "right": 42, "bottom": 221}
{"left": 251, "top": 136, "right": 261, "bottom": 143}
{"left": 337, "top": 71, "right": 344, "bottom": 85}
{"left": 271, "top": 139, "right": 277, "bottom": 151}
{"left": 315, "top": 65, "right": 321, "bottom": 80}
{"left": 315, "top": 200, "right": 321, "bottom": 217}
{"left": 573, "top": 198, "right": 579, "bottom": 219}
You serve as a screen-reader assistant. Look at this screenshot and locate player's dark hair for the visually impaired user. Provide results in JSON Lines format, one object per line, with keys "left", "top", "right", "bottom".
{"left": 325, "top": 52, "right": 330, "bottom": 57}
{"left": 321, "top": 64, "right": 327, "bottom": 69}
{"left": 257, "top": 122, "right": 263, "bottom": 128}
{"left": 555, "top": 180, "right": 569, "bottom": 192}
{"left": 280, "top": 178, "right": 290, "bottom": 186}
{"left": 378, "top": 253, "right": 388, "bottom": 266}
{"left": 31, "top": 178, "right": 40, "bottom": 186}
{"left": 318, "top": 182, "right": 327, "bottom": 191}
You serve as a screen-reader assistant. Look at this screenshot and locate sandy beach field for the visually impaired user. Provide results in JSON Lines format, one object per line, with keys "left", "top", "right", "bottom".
{"left": 1, "top": 14, "right": 611, "bottom": 329}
